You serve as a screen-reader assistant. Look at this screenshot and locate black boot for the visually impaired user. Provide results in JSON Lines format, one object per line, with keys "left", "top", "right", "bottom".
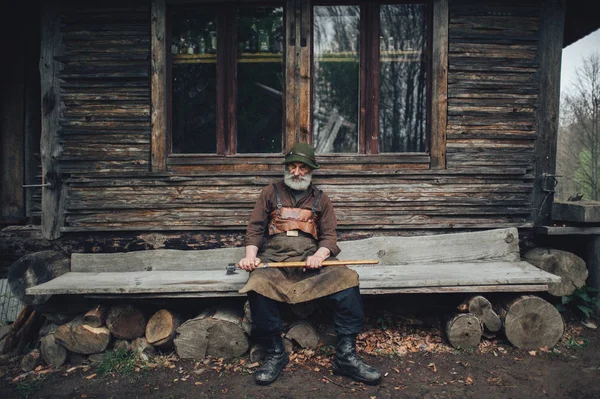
{"left": 333, "top": 335, "right": 382, "bottom": 385}
{"left": 254, "top": 334, "right": 289, "bottom": 385}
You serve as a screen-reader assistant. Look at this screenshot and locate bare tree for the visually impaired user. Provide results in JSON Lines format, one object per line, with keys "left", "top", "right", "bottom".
{"left": 558, "top": 52, "right": 600, "bottom": 201}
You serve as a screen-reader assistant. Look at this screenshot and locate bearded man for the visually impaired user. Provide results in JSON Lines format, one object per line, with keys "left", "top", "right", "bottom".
{"left": 238, "top": 142, "right": 381, "bottom": 386}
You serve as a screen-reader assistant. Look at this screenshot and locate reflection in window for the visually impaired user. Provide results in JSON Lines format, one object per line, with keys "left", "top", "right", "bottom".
{"left": 379, "top": 4, "right": 427, "bottom": 153}
{"left": 313, "top": 6, "right": 360, "bottom": 154}
{"left": 171, "top": 9, "right": 217, "bottom": 154}
{"left": 236, "top": 6, "right": 285, "bottom": 153}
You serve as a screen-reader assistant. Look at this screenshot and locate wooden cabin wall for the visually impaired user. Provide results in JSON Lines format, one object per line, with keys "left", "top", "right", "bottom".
{"left": 56, "top": 0, "right": 543, "bottom": 237}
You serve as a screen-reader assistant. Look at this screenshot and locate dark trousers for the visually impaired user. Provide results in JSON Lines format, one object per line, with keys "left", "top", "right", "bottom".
{"left": 248, "top": 286, "right": 364, "bottom": 338}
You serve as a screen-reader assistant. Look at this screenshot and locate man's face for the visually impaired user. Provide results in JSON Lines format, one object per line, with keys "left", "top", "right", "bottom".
{"left": 284, "top": 162, "right": 312, "bottom": 190}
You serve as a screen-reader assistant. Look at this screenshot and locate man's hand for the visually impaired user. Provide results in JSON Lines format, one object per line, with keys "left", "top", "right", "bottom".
{"left": 304, "top": 254, "right": 325, "bottom": 270}
{"left": 303, "top": 247, "right": 331, "bottom": 271}
{"left": 238, "top": 256, "right": 261, "bottom": 271}
{"left": 238, "top": 245, "right": 260, "bottom": 272}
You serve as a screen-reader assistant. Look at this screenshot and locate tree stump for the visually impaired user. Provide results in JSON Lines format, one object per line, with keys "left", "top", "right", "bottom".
{"left": 40, "top": 334, "right": 68, "bottom": 367}
{"left": 2, "top": 306, "right": 44, "bottom": 355}
{"left": 145, "top": 309, "right": 182, "bottom": 347}
{"left": 83, "top": 305, "right": 108, "bottom": 328}
{"left": 524, "top": 248, "right": 588, "bottom": 297}
{"left": 21, "top": 349, "right": 42, "bottom": 372}
{"left": 54, "top": 317, "right": 111, "bottom": 354}
{"left": 445, "top": 313, "right": 482, "bottom": 349}
{"left": 458, "top": 296, "right": 502, "bottom": 332}
{"left": 106, "top": 304, "right": 146, "bottom": 340}
{"left": 174, "top": 306, "right": 249, "bottom": 359}
{"left": 8, "top": 250, "right": 70, "bottom": 305}
{"left": 286, "top": 322, "right": 319, "bottom": 349}
{"left": 502, "top": 295, "right": 564, "bottom": 349}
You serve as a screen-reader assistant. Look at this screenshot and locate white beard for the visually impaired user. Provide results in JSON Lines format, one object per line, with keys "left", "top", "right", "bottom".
{"left": 284, "top": 169, "right": 312, "bottom": 191}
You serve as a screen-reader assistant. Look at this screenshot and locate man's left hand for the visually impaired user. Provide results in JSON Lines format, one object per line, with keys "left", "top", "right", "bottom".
{"left": 304, "top": 254, "right": 325, "bottom": 270}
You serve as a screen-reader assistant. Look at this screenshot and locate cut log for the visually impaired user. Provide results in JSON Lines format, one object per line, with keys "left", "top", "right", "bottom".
{"left": 2, "top": 307, "right": 44, "bottom": 355}
{"left": 445, "top": 313, "right": 482, "bottom": 349}
{"left": 174, "top": 306, "right": 249, "bottom": 359}
{"left": 83, "top": 305, "right": 108, "bottom": 328}
{"left": 524, "top": 248, "right": 588, "bottom": 296}
{"left": 8, "top": 250, "right": 70, "bottom": 305}
{"left": 106, "top": 304, "right": 146, "bottom": 340}
{"left": 145, "top": 309, "right": 182, "bottom": 347}
{"left": 241, "top": 301, "right": 252, "bottom": 336}
{"left": 40, "top": 334, "right": 68, "bottom": 367}
{"left": 249, "top": 344, "right": 265, "bottom": 362}
{"left": 54, "top": 316, "right": 111, "bottom": 354}
{"left": 458, "top": 296, "right": 502, "bottom": 332}
{"left": 21, "top": 349, "right": 42, "bottom": 372}
{"left": 502, "top": 295, "right": 565, "bottom": 349}
{"left": 286, "top": 322, "right": 319, "bottom": 349}
{"left": 131, "top": 337, "right": 154, "bottom": 361}
{"left": 113, "top": 340, "right": 131, "bottom": 352}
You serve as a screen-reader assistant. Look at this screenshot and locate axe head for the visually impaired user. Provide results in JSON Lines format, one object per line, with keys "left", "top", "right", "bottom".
{"left": 226, "top": 263, "right": 238, "bottom": 275}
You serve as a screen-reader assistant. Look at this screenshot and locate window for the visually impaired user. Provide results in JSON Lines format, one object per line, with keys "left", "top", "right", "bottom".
{"left": 151, "top": 0, "right": 446, "bottom": 169}
{"left": 312, "top": 3, "right": 430, "bottom": 154}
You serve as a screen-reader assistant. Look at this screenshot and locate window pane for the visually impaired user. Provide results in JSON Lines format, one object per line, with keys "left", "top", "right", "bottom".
{"left": 379, "top": 4, "right": 427, "bottom": 153}
{"left": 313, "top": 6, "right": 360, "bottom": 154}
{"left": 171, "top": 9, "right": 218, "bottom": 154}
{"left": 236, "top": 7, "right": 285, "bottom": 154}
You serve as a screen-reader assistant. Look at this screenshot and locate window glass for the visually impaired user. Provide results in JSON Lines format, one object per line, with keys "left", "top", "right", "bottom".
{"left": 379, "top": 4, "right": 428, "bottom": 153}
{"left": 313, "top": 6, "right": 360, "bottom": 154}
{"left": 171, "top": 9, "right": 218, "bottom": 154}
{"left": 236, "top": 7, "right": 285, "bottom": 153}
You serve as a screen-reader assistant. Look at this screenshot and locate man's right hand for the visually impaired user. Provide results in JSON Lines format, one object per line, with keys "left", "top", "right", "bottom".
{"left": 238, "top": 256, "right": 261, "bottom": 271}
{"left": 239, "top": 245, "right": 260, "bottom": 271}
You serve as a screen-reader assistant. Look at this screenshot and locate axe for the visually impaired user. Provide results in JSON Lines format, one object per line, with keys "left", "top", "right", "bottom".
{"left": 226, "top": 259, "right": 379, "bottom": 275}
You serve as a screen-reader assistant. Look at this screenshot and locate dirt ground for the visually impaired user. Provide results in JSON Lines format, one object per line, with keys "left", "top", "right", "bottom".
{"left": 1, "top": 295, "right": 599, "bottom": 399}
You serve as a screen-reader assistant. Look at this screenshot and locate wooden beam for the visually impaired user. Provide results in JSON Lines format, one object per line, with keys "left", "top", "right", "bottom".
{"left": 430, "top": 0, "right": 448, "bottom": 169}
{"left": 40, "top": 0, "right": 66, "bottom": 239}
{"left": 151, "top": 0, "right": 167, "bottom": 171}
{"left": 1, "top": 21, "right": 25, "bottom": 220}
{"left": 533, "top": 0, "right": 565, "bottom": 225}
{"left": 285, "top": 0, "right": 297, "bottom": 150}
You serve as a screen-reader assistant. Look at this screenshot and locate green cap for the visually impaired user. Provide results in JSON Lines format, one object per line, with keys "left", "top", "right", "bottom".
{"left": 284, "top": 142, "right": 320, "bottom": 169}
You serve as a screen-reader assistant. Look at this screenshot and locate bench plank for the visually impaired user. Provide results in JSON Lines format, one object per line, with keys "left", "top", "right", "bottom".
{"left": 27, "top": 261, "right": 560, "bottom": 296}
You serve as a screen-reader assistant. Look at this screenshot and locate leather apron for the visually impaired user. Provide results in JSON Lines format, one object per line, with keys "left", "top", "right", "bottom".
{"left": 239, "top": 185, "right": 359, "bottom": 304}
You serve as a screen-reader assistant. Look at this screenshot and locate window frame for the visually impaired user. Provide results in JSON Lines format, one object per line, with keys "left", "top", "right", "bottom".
{"left": 150, "top": 0, "right": 447, "bottom": 172}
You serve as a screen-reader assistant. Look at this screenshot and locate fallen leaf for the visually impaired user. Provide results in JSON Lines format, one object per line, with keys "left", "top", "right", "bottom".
{"left": 195, "top": 382, "right": 203, "bottom": 386}
{"left": 428, "top": 362, "right": 437, "bottom": 373}
{"left": 528, "top": 350, "right": 537, "bottom": 356}
{"left": 85, "top": 374, "right": 96, "bottom": 380}
{"left": 465, "top": 376, "right": 474, "bottom": 385}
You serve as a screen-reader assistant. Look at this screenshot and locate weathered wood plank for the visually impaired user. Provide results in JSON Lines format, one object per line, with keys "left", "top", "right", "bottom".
{"left": 40, "top": 0, "right": 66, "bottom": 239}
{"left": 431, "top": 0, "right": 448, "bottom": 169}
{"left": 26, "top": 261, "right": 560, "bottom": 296}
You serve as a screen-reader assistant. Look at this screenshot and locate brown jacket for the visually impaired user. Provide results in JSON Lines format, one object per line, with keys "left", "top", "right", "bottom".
{"left": 244, "top": 180, "right": 341, "bottom": 257}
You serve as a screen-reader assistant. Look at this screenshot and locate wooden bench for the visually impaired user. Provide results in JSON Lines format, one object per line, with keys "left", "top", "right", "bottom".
{"left": 27, "top": 228, "right": 560, "bottom": 298}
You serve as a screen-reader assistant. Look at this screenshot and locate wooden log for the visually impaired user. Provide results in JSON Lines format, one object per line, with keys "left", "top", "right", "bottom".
{"left": 2, "top": 306, "right": 34, "bottom": 354}
{"left": 286, "top": 322, "right": 319, "bottom": 349}
{"left": 83, "top": 305, "right": 108, "bottom": 328}
{"left": 241, "top": 301, "right": 252, "bottom": 336}
{"left": 502, "top": 295, "right": 564, "bottom": 349}
{"left": 40, "top": 334, "right": 68, "bottom": 367}
{"left": 131, "top": 337, "right": 154, "bottom": 361}
{"left": 54, "top": 316, "right": 111, "bottom": 354}
{"left": 113, "top": 340, "right": 131, "bottom": 352}
{"left": 106, "top": 304, "right": 146, "bottom": 340}
{"left": 249, "top": 344, "right": 265, "bottom": 362}
{"left": 21, "top": 349, "right": 42, "bottom": 372}
{"left": 524, "top": 248, "right": 588, "bottom": 296}
{"left": 458, "top": 295, "right": 502, "bottom": 332}
{"left": 8, "top": 250, "right": 70, "bottom": 305}
{"left": 445, "top": 313, "right": 482, "bottom": 349}
{"left": 145, "top": 309, "right": 181, "bottom": 347}
{"left": 174, "top": 306, "right": 249, "bottom": 359}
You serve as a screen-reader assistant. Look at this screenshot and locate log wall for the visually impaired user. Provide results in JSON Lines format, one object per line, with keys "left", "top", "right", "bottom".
{"left": 54, "top": 0, "right": 545, "bottom": 235}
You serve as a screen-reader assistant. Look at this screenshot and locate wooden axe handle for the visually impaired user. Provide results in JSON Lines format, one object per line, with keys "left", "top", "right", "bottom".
{"left": 257, "top": 259, "right": 379, "bottom": 268}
